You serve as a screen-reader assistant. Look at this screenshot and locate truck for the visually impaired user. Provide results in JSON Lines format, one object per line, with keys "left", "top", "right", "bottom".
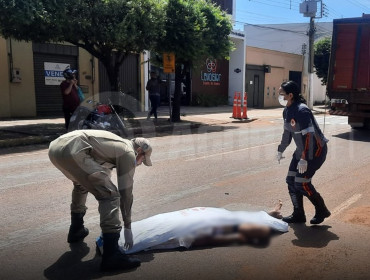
{"left": 327, "top": 14, "right": 370, "bottom": 128}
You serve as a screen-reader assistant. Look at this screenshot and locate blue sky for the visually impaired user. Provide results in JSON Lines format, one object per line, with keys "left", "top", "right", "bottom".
{"left": 235, "top": 0, "right": 370, "bottom": 28}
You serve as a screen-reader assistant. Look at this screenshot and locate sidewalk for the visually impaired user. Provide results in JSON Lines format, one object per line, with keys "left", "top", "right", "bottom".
{"left": 0, "top": 105, "right": 327, "bottom": 148}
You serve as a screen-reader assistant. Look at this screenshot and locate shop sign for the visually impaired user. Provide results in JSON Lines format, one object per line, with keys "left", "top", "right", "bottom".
{"left": 201, "top": 58, "right": 222, "bottom": 86}
{"left": 44, "top": 62, "right": 69, "bottom": 85}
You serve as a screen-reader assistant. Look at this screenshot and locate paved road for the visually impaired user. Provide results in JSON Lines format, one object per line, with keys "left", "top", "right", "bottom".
{"left": 1, "top": 114, "right": 370, "bottom": 280}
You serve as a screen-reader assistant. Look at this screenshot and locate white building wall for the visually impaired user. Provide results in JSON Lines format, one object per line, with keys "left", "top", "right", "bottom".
{"left": 228, "top": 33, "right": 246, "bottom": 105}
{"left": 313, "top": 74, "right": 327, "bottom": 104}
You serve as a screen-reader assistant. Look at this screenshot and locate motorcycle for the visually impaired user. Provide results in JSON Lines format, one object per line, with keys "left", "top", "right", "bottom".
{"left": 69, "top": 99, "right": 130, "bottom": 137}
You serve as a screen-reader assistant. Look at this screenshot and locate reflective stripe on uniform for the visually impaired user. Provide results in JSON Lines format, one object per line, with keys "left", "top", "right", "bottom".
{"left": 287, "top": 171, "right": 297, "bottom": 177}
{"left": 301, "top": 126, "right": 315, "bottom": 135}
{"left": 295, "top": 177, "right": 311, "bottom": 183}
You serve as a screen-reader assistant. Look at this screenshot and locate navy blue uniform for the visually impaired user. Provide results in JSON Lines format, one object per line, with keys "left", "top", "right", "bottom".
{"left": 278, "top": 102, "right": 328, "bottom": 198}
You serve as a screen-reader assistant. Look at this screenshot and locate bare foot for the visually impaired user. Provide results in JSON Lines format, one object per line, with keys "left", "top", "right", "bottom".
{"left": 268, "top": 200, "right": 283, "bottom": 219}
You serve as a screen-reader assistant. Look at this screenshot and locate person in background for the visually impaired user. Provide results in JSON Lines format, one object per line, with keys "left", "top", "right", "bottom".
{"left": 60, "top": 68, "right": 80, "bottom": 129}
{"left": 277, "top": 80, "right": 330, "bottom": 225}
{"left": 48, "top": 130, "right": 153, "bottom": 271}
{"left": 146, "top": 71, "right": 161, "bottom": 120}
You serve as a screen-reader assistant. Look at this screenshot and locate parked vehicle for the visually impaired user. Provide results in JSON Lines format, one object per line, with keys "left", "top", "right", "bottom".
{"left": 69, "top": 99, "right": 129, "bottom": 137}
{"left": 327, "top": 14, "right": 370, "bottom": 128}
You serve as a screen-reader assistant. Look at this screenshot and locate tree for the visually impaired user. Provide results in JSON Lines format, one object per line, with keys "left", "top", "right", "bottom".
{"left": 154, "top": 0, "right": 233, "bottom": 122}
{"left": 0, "top": 0, "right": 164, "bottom": 91}
{"left": 314, "top": 37, "right": 331, "bottom": 86}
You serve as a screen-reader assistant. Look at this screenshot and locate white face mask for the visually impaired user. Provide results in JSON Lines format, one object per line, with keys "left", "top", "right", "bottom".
{"left": 278, "top": 95, "right": 288, "bottom": 107}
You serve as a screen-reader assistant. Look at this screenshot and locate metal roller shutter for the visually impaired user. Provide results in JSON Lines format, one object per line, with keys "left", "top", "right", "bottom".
{"left": 33, "top": 43, "right": 78, "bottom": 116}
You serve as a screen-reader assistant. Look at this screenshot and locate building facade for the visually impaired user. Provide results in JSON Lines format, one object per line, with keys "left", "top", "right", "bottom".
{"left": 246, "top": 46, "right": 304, "bottom": 108}
{"left": 0, "top": 38, "right": 145, "bottom": 118}
{"left": 244, "top": 22, "right": 333, "bottom": 105}
{"left": 1, "top": 0, "right": 244, "bottom": 117}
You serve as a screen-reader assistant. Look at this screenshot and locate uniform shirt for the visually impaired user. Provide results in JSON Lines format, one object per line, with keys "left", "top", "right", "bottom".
{"left": 60, "top": 80, "right": 80, "bottom": 112}
{"left": 278, "top": 102, "right": 328, "bottom": 160}
{"left": 57, "top": 129, "right": 136, "bottom": 226}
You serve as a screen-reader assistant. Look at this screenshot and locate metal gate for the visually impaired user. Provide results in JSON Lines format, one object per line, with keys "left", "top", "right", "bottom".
{"left": 33, "top": 43, "right": 78, "bottom": 116}
{"left": 98, "top": 54, "right": 140, "bottom": 111}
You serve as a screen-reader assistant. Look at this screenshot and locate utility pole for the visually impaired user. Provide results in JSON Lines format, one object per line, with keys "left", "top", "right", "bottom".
{"left": 300, "top": 0, "right": 322, "bottom": 109}
{"left": 308, "top": 16, "right": 315, "bottom": 109}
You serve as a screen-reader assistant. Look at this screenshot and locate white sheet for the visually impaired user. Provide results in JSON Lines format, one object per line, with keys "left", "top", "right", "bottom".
{"left": 119, "top": 207, "right": 288, "bottom": 254}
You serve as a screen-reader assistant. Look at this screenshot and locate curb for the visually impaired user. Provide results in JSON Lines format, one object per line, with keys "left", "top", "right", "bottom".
{"left": 0, "top": 121, "right": 202, "bottom": 148}
{"left": 0, "top": 135, "right": 54, "bottom": 148}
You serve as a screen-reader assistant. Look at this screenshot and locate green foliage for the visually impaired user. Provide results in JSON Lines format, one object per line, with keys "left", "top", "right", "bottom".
{"left": 157, "top": 0, "right": 233, "bottom": 65}
{"left": 0, "top": 0, "right": 233, "bottom": 112}
{"left": 314, "top": 37, "right": 331, "bottom": 85}
{"left": 154, "top": 0, "right": 233, "bottom": 121}
{"left": 0, "top": 0, "right": 164, "bottom": 90}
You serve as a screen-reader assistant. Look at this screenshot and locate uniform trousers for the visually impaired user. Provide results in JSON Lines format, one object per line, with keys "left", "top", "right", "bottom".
{"left": 286, "top": 145, "right": 328, "bottom": 198}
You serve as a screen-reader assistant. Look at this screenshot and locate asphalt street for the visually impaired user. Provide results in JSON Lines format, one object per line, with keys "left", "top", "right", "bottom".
{"left": 1, "top": 111, "right": 370, "bottom": 280}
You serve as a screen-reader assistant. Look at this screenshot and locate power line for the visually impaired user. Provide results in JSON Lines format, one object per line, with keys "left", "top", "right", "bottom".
{"left": 348, "top": 0, "right": 370, "bottom": 12}
{"left": 236, "top": 9, "right": 302, "bottom": 24}
{"left": 244, "top": 0, "right": 300, "bottom": 11}
{"left": 237, "top": 21, "right": 308, "bottom": 35}
{"left": 322, "top": 2, "right": 346, "bottom": 18}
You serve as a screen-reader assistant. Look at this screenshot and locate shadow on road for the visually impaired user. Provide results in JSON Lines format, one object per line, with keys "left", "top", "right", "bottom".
{"left": 43, "top": 242, "right": 140, "bottom": 280}
{"left": 332, "top": 129, "right": 370, "bottom": 142}
{"left": 0, "top": 121, "right": 239, "bottom": 155}
{"left": 290, "top": 224, "right": 339, "bottom": 248}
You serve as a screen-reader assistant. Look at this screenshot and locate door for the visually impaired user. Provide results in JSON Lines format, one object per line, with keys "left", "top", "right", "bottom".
{"left": 246, "top": 65, "right": 265, "bottom": 108}
{"left": 253, "top": 75, "right": 260, "bottom": 107}
{"left": 289, "top": 71, "right": 302, "bottom": 89}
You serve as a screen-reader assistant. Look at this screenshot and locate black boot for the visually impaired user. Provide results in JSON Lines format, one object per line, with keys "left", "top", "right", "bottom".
{"left": 67, "top": 212, "right": 89, "bottom": 243}
{"left": 100, "top": 232, "right": 141, "bottom": 272}
{"left": 308, "top": 192, "right": 331, "bottom": 224}
{"left": 282, "top": 193, "right": 306, "bottom": 223}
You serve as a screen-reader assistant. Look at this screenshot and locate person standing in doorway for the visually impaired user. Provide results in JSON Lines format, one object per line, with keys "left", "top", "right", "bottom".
{"left": 276, "top": 80, "right": 330, "bottom": 225}
{"left": 146, "top": 71, "right": 161, "bottom": 120}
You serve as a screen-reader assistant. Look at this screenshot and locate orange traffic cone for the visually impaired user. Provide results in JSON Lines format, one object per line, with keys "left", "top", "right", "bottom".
{"left": 232, "top": 92, "right": 237, "bottom": 118}
{"left": 232, "top": 92, "right": 242, "bottom": 119}
{"left": 236, "top": 93, "right": 242, "bottom": 118}
{"left": 242, "top": 92, "right": 248, "bottom": 119}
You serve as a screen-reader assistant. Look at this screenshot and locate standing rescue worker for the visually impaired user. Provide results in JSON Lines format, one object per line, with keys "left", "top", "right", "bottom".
{"left": 277, "top": 81, "right": 330, "bottom": 225}
{"left": 48, "top": 130, "right": 152, "bottom": 271}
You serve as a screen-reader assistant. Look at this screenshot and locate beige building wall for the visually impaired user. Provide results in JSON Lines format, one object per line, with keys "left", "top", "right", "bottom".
{"left": 78, "top": 49, "right": 99, "bottom": 104}
{"left": 0, "top": 38, "right": 36, "bottom": 117}
{"left": 0, "top": 38, "right": 102, "bottom": 117}
{"left": 246, "top": 46, "right": 304, "bottom": 108}
{"left": 0, "top": 37, "right": 11, "bottom": 117}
